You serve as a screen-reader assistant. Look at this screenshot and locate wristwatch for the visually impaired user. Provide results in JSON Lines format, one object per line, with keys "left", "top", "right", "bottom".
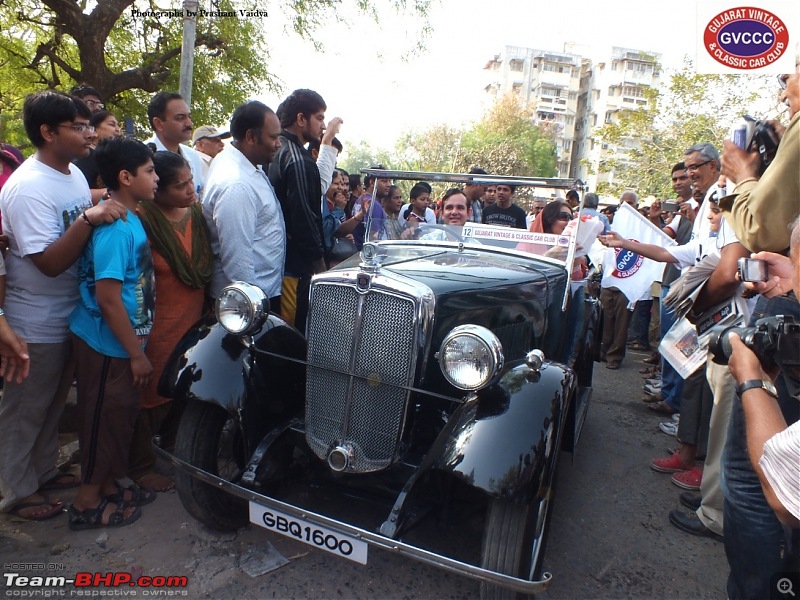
{"left": 736, "top": 379, "right": 778, "bottom": 399}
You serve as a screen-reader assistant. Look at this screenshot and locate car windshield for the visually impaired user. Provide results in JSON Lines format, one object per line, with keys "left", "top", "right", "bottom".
{"left": 358, "top": 169, "right": 604, "bottom": 273}
{"left": 363, "top": 217, "right": 605, "bottom": 267}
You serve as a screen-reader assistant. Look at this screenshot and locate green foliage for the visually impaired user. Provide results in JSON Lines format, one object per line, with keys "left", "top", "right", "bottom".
{"left": 590, "top": 58, "right": 776, "bottom": 197}
{"left": 458, "top": 94, "right": 558, "bottom": 179}
{"left": 389, "top": 94, "right": 560, "bottom": 177}
{"left": 0, "top": 0, "right": 432, "bottom": 150}
{"left": 377, "top": 94, "right": 558, "bottom": 198}
{"left": 338, "top": 140, "right": 394, "bottom": 178}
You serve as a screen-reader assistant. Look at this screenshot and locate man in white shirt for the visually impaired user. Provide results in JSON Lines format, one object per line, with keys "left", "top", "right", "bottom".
{"left": 0, "top": 91, "right": 125, "bottom": 520}
{"left": 144, "top": 92, "right": 205, "bottom": 196}
{"left": 203, "top": 101, "right": 285, "bottom": 312}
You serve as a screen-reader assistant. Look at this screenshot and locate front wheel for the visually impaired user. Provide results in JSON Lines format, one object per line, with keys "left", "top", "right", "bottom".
{"left": 479, "top": 498, "right": 540, "bottom": 600}
{"left": 174, "top": 401, "right": 248, "bottom": 531}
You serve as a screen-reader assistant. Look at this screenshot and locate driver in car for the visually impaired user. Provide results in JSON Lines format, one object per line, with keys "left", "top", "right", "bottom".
{"left": 404, "top": 188, "right": 471, "bottom": 240}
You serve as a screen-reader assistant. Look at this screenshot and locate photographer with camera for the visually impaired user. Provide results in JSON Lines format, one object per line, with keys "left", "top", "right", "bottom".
{"left": 723, "top": 219, "right": 800, "bottom": 530}
{"left": 716, "top": 61, "right": 800, "bottom": 600}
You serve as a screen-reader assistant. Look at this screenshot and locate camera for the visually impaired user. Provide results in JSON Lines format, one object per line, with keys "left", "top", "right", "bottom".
{"left": 729, "top": 115, "right": 780, "bottom": 173}
{"left": 662, "top": 201, "right": 679, "bottom": 212}
{"left": 737, "top": 257, "right": 769, "bottom": 283}
{"left": 709, "top": 315, "right": 800, "bottom": 369}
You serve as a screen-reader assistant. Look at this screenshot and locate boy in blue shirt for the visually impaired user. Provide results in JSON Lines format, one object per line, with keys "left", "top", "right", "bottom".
{"left": 68, "top": 137, "right": 158, "bottom": 529}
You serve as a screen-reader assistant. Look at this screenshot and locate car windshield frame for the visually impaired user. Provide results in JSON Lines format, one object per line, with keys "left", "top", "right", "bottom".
{"left": 359, "top": 169, "right": 596, "bottom": 310}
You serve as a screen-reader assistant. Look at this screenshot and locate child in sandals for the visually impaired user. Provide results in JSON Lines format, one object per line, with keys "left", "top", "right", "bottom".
{"left": 67, "top": 138, "right": 158, "bottom": 529}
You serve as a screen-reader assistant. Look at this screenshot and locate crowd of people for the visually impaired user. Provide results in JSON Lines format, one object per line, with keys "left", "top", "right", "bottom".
{"left": 0, "top": 64, "right": 796, "bottom": 599}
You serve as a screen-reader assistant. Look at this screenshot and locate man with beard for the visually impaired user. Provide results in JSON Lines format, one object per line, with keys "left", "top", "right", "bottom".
{"left": 268, "top": 89, "right": 327, "bottom": 332}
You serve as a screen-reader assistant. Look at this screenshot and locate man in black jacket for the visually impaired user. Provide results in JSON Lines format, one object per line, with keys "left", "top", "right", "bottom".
{"left": 268, "top": 89, "right": 327, "bottom": 332}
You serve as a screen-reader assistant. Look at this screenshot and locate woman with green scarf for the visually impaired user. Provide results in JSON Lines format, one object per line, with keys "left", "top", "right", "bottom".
{"left": 127, "top": 151, "right": 214, "bottom": 492}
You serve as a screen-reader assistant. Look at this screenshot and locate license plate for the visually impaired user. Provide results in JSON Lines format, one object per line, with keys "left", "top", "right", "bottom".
{"left": 249, "top": 502, "right": 368, "bottom": 565}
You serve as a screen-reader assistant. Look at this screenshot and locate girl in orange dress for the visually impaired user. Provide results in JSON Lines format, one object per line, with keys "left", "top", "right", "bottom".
{"left": 128, "top": 152, "right": 214, "bottom": 491}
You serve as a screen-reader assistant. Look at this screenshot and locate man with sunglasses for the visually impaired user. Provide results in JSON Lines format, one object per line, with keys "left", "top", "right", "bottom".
{"left": 716, "top": 60, "right": 800, "bottom": 600}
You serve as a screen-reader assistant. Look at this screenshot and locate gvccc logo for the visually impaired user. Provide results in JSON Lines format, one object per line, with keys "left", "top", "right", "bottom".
{"left": 703, "top": 6, "right": 789, "bottom": 69}
{"left": 612, "top": 246, "right": 643, "bottom": 279}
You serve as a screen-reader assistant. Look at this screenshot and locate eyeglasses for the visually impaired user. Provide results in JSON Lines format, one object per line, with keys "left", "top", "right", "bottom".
{"left": 685, "top": 160, "right": 712, "bottom": 172}
{"left": 59, "top": 123, "right": 95, "bottom": 134}
{"left": 84, "top": 100, "right": 105, "bottom": 109}
{"left": 777, "top": 74, "right": 790, "bottom": 90}
{"left": 556, "top": 212, "right": 573, "bottom": 221}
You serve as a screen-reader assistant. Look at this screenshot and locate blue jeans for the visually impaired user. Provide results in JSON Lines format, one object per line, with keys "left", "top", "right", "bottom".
{"left": 721, "top": 294, "right": 800, "bottom": 600}
{"left": 659, "top": 286, "right": 683, "bottom": 410}
{"left": 627, "top": 299, "right": 652, "bottom": 346}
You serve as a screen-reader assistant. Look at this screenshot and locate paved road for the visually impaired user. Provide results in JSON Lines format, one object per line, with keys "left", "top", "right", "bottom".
{"left": 0, "top": 349, "right": 728, "bottom": 598}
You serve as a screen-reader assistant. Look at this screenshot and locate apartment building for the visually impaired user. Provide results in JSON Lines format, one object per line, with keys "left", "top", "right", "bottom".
{"left": 484, "top": 45, "right": 661, "bottom": 191}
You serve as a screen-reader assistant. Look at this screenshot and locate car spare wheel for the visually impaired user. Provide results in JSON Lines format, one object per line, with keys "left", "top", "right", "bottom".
{"left": 174, "top": 402, "right": 248, "bottom": 531}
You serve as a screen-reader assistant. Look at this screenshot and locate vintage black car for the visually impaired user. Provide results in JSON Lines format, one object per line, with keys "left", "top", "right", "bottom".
{"left": 158, "top": 170, "right": 602, "bottom": 597}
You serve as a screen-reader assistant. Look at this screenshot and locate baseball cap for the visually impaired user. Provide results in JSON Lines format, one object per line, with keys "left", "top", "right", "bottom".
{"left": 192, "top": 126, "right": 231, "bottom": 144}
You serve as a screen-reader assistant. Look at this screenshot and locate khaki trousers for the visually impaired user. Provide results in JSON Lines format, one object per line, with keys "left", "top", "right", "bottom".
{"left": 696, "top": 359, "right": 735, "bottom": 536}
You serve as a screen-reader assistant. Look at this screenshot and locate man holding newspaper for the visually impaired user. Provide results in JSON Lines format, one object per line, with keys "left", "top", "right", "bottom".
{"left": 599, "top": 148, "right": 749, "bottom": 545}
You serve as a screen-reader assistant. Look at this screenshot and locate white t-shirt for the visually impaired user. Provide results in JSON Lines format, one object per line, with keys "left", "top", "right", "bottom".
{"left": 0, "top": 157, "right": 92, "bottom": 342}
{"left": 397, "top": 204, "right": 436, "bottom": 226}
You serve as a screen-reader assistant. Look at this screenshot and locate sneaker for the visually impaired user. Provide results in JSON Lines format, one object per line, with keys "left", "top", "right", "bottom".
{"left": 671, "top": 413, "right": 681, "bottom": 423}
{"left": 643, "top": 383, "right": 662, "bottom": 395}
{"left": 672, "top": 466, "right": 703, "bottom": 490}
{"left": 679, "top": 491, "right": 702, "bottom": 512}
{"left": 659, "top": 421, "right": 678, "bottom": 436}
{"left": 651, "top": 453, "right": 693, "bottom": 473}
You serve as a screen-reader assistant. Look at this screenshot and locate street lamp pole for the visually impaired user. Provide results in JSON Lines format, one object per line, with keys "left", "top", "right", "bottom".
{"left": 179, "top": 0, "right": 199, "bottom": 104}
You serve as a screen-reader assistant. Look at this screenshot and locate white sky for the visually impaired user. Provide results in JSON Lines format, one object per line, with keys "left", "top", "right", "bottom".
{"left": 252, "top": 0, "right": 782, "bottom": 151}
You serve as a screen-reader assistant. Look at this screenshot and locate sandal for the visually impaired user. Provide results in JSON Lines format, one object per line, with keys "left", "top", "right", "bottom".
{"left": 648, "top": 400, "right": 679, "bottom": 415}
{"left": 9, "top": 494, "right": 64, "bottom": 521}
{"left": 134, "top": 472, "right": 175, "bottom": 493}
{"left": 68, "top": 498, "right": 141, "bottom": 531}
{"left": 40, "top": 472, "right": 80, "bottom": 491}
{"left": 105, "top": 481, "right": 156, "bottom": 507}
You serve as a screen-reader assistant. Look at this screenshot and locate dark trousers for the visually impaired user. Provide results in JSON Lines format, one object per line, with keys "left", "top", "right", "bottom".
{"left": 721, "top": 295, "right": 800, "bottom": 599}
{"left": 675, "top": 366, "right": 713, "bottom": 455}
{"left": 600, "top": 288, "right": 632, "bottom": 366}
{"left": 73, "top": 335, "right": 140, "bottom": 485}
{"left": 660, "top": 285, "right": 684, "bottom": 410}
{"left": 628, "top": 299, "right": 653, "bottom": 347}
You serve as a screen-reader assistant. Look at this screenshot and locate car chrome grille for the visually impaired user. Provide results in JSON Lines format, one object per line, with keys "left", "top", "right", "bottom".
{"left": 306, "top": 281, "right": 417, "bottom": 473}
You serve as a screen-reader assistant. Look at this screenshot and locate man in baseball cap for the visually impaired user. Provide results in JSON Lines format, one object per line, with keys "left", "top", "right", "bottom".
{"left": 192, "top": 125, "right": 231, "bottom": 179}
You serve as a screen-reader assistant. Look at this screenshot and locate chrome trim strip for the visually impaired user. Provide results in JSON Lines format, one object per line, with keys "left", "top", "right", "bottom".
{"left": 155, "top": 446, "right": 552, "bottom": 595}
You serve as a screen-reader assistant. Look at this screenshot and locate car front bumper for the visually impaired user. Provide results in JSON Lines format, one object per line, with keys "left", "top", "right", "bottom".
{"left": 156, "top": 445, "right": 553, "bottom": 595}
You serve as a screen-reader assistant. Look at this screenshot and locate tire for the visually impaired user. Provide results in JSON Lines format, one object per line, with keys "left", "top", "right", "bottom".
{"left": 174, "top": 401, "right": 248, "bottom": 531}
{"left": 480, "top": 484, "right": 560, "bottom": 600}
{"left": 480, "top": 498, "right": 537, "bottom": 600}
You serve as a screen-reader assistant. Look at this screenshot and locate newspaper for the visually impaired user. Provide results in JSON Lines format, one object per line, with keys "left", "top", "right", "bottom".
{"left": 663, "top": 253, "right": 720, "bottom": 320}
{"left": 659, "top": 297, "right": 744, "bottom": 379}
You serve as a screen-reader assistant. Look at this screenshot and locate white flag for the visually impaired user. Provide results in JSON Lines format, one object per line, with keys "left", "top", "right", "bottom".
{"left": 601, "top": 202, "right": 676, "bottom": 305}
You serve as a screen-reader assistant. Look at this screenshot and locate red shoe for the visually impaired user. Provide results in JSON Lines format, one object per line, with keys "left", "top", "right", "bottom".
{"left": 650, "top": 453, "right": 693, "bottom": 473}
{"left": 672, "top": 466, "right": 703, "bottom": 490}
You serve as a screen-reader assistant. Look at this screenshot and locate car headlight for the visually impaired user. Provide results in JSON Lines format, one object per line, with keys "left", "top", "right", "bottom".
{"left": 438, "top": 325, "right": 504, "bottom": 390}
{"left": 215, "top": 282, "right": 268, "bottom": 335}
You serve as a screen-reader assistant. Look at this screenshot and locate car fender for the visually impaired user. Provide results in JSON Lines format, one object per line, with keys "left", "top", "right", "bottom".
{"left": 158, "top": 312, "right": 307, "bottom": 453}
{"left": 427, "top": 361, "right": 575, "bottom": 503}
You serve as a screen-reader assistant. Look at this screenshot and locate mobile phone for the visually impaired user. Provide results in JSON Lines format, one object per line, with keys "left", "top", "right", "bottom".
{"left": 737, "top": 257, "right": 769, "bottom": 283}
{"left": 662, "top": 201, "right": 679, "bottom": 212}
